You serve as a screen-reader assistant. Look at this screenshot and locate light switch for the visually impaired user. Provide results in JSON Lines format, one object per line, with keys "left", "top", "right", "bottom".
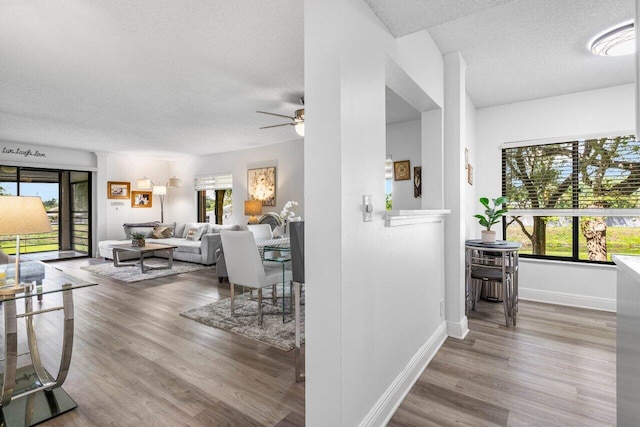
{"left": 363, "top": 195, "right": 373, "bottom": 222}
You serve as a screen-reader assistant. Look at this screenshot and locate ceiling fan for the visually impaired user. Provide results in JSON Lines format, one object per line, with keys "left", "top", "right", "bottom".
{"left": 257, "top": 97, "right": 305, "bottom": 136}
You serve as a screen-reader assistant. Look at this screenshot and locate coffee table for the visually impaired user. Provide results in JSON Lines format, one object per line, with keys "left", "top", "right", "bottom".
{"left": 111, "top": 243, "right": 178, "bottom": 273}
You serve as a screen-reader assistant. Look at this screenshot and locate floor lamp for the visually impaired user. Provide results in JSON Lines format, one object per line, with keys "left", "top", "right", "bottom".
{"left": 138, "top": 176, "right": 182, "bottom": 223}
{"left": 153, "top": 185, "right": 167, "bottom": 222}
{"left": 0, "top": 196, "right": 53, "bottom": 293}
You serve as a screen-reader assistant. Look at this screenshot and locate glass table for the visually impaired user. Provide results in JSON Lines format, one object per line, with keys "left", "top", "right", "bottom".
{"left": 464, "top": 240, "right": 520, "bottom": 326}
{"left": 0, "top": 261, "right": 97, "bottom": 426}
{"left": 262, "top": 241, "right": 292, "bottom": 321}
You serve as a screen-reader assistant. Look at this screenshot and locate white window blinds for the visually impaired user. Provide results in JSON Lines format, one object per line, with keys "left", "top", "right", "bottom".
{"left": 502, "top": 135, "right": 640, "bottom": 216}
{"left": 194, "top": 174, "right": 232, "bottom": 191}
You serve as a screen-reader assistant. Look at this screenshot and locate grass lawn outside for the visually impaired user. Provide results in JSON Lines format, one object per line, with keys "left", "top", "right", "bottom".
{"left": 508, "top": 225, "right": 640, "bottom": 261}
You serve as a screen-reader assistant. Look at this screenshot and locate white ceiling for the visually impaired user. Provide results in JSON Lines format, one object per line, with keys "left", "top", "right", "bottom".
{"left": 369, "top": 0, "right": 635, "bottom": 108}
{"left": 0, "top": 0, "right": 635, "bottom": 157}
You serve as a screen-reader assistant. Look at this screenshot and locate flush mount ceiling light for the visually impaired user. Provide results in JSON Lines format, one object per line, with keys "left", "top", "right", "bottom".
{"left": 589, "top": 21, "right": 635, "bottom": 56}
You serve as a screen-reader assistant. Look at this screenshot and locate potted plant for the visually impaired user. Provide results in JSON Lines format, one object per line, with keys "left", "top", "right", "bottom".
{"left": 474, "top": 196, "right": 508, "bottom": 243}
{"left": 131, "top": 232, "right": 146, "bottom": 247}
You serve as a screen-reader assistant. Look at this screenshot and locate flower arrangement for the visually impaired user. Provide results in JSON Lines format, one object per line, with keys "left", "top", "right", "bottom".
{"left": 280, "top": 200, "right": 301, "bottom": 222}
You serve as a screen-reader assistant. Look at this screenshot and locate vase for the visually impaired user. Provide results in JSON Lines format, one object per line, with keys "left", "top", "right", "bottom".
{"left": 132, "top": 238, "right": 145, "bottom": 247}
{"left": 481, "top": 230, "right": 496, "bottom": 243}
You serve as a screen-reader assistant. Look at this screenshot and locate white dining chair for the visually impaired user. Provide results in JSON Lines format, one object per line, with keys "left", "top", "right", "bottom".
{"left": 247, "top": 224, "right": 273, "bottom": 240}
{"left": 220, "top": 230, "right": 292, "bottom": 325}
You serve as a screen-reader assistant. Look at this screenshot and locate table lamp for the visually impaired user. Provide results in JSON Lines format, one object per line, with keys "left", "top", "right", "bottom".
{"left": 0, "top": 196, "right": 53, "bottom": 292}
{"left": 244, "top": 200, "right": 263, "bottom": 224}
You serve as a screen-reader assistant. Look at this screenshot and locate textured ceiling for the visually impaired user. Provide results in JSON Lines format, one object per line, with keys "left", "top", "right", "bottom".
{"left": 0, "top": 0, "right": 303, "bottom": 157}
{"left": 0, "top": 1, "right": 635, "bottom": 157}
{"left": 367, "top": 0, "right": 635, "bottom": 108}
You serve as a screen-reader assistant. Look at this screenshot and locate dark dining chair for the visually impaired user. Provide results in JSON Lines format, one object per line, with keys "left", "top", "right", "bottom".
{"left": 289, "top": 221, "right": 304, "bottom": 284}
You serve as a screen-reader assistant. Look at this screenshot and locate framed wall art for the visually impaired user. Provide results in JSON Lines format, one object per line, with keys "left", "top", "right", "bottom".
{"left": 467, "top": 164, "right": 474, "bottom": 185}
{"left": 107, "top": 181, "right": 130, "bottom": 199}
{"left": 394, "top": 160, "right": 410, "bottom": 181}
{"left": 414, "top": 166, "right": 422, "bottom": 198}
{"left": 131, "top": 191, "right": 153, "bottom": 208}
{"left": 248, "top": 166, "right": 276, "bottom": 206}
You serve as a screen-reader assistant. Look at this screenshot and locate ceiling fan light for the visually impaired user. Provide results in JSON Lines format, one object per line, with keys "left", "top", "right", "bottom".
{"left": 295, "top": 122, "right": 305, "bottom": 137}
{"left": 590, "top": 21, "right": 635, "bottom": 56}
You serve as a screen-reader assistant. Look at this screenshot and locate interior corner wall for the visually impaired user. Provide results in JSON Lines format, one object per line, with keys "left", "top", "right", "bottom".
{"left": 386, "top": 120, "right": 421, "bottom": 210}
{"left": 305, "top": 0, "right": 447, "bottom": 425}
{"left": 475, "top": 84, "right": 634, "bottom": 310}
{"left": 96, "top": 153, "right": 173, "bottom": 243}
{"left": 421, "top": 109, "right": 444, "bottom": 209}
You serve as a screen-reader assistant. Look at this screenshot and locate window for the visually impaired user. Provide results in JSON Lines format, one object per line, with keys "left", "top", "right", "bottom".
{"left": 502, "top": 135, "right": 640, "bottom": 262}
{"left": 195, "top": 174, "right": 233, "bottom": 224}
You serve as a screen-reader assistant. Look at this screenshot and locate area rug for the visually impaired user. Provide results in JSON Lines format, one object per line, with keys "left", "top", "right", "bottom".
{"left": 81, "top": 259, "right": 212, "bottom": 283}
{"left": 180, "top": 288, "right": 304, "bottom": 351}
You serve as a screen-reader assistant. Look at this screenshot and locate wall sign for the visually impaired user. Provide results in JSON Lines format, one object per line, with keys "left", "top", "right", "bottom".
{"left": 2, "top": 147, "right": 47, "bottom": 158}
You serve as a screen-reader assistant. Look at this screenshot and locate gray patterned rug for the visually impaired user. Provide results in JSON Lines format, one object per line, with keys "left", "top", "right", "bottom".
{"left": 180, "top": 288, "right": 304, "bottom": 351}
{"left": 81, "top": 259, "right": 212, "bottom": 283}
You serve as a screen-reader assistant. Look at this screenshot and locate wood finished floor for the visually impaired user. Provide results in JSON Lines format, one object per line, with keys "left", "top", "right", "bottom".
{"left": 389, "top": 299, "right": 616, "bottom": 427}
{"left": 5, "top": 257, "right": 615, "bottom": 426}
{"left": 14, "top": 258, "right": 305, "bottom": 427}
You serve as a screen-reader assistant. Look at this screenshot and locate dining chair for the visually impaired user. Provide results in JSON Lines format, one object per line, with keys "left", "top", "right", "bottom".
{"left": 247, "top": 224, "right": 273, "bottom": 240}
{"left": 220, "top": 230, "right": 292, "bottom": 325}
{"left": 289, "top": 221, "right": 304, "bottom": 284}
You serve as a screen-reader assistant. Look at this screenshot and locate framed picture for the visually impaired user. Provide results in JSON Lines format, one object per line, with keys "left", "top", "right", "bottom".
{"left": 107, "top": 181, "right": 130, "bottom": 199}
{"left": 394, "top": 160, "right": 410, "bottom": 181}
{"left": 414, "top": 166, "right": 422, "bottom": 198}
{"left": 131, "top": 191, "right": 153, "bottom": 208}
{"left": 468, "top": 164, "right": 474, "bottom": 185}
{"left": 248, "top": 166, "right": 276, "bottom": 206}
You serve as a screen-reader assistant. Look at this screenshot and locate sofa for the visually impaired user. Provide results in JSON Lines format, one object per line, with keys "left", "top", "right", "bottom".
{"left": 98, "top": 221, "right": 240, "bottom": 265}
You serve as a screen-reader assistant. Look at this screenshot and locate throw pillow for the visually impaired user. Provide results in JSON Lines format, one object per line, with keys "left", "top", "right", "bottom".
{"left": 152, "top": 226, "right": 173, "bottom": 239}
{"left": 185, "top": 226, "right": 205, "bottom": 241}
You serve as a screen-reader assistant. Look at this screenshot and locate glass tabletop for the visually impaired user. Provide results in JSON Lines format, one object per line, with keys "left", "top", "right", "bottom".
{"left": 0, "top": 261, "right": 97, "bottom": 301}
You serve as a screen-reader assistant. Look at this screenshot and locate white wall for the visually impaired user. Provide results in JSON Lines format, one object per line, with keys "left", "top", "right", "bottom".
{"left": 475, "top": 83, "right": 635, "bottom": 310}
{"left": 306, "top": 0, "right": 447, "bottom": 425}
{"left": 169, "top": 139, "right": 304, "bottom": 226}
{"left": 386, "top": 120, "right": 421, "bottom": 210}
{"left": 0, "top": 142, "right": 96, "bottom": 171}
{"left": 96, "top": 153, "right": 173, "bottom": 242}
{"left": 92, "top": 139, "right": 304, "bottom": 246}
{"left": 464, "top": 94, "right": 477, "bottom": 239}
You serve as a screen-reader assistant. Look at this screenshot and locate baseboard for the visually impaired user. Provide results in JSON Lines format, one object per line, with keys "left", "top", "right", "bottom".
{"left": 446, "top": 316, "right": 469, "bottom": 340}
{"left": 519, "top": 287, "right": 616, "bottom": 312}
{"left": 359, "top": 322, "right": 448, "bottom": 427}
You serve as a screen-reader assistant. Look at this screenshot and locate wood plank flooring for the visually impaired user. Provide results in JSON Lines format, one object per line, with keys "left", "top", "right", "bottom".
{"left": 3, "top": 257, "right": 616, "bottom": 426}
{"left": 8, "top": 258, "right": 305, "bottom": 427}
{"left": 389, "top": 299, "right": 616, "bottom": 427}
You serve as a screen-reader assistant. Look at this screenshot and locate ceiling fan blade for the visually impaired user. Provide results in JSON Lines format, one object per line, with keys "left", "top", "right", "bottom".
{"left": 259, "top": 123, "right": 296, "bottom": 129}
{"left": 257, "top": 111, "right": 296, "bottom": 120}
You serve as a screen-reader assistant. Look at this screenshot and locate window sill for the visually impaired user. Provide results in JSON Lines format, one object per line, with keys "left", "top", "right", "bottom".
{"left": 519, "top": 257, "right": 617, "bottom": 269}
{"left": 383, "top": 210, "right": 451, "bottom": 227}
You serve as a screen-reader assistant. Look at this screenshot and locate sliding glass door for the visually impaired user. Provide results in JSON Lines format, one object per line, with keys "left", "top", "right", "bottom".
{"left": 0, "top": 166, "right": 91, "bottom": 256}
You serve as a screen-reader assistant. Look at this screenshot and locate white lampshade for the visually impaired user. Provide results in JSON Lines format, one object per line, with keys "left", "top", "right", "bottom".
{"left": 153, "top": 185, "right": 167, "bottom": 195}
{"left": 137, "top": 178, "right": 152, "bottom": 189}
{"left": 0, "top": 196, "right": 53, "bottom": 236}
{"left": 295, "top": 122, "right": 305, "bottom": 137}
{"left": 168, "top": 176, "right": 182, "bottom": 187}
